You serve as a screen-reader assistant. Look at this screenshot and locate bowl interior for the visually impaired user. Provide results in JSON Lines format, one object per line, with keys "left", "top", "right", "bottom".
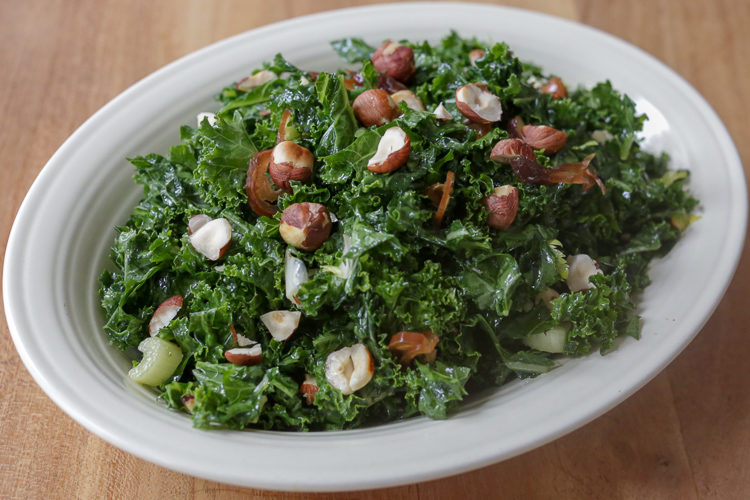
{"left": 5, "top": 3, "right": 746, "bottom": 491}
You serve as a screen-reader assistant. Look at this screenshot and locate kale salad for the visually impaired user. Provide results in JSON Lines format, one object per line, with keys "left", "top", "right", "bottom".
{"left": 99, "top": 33, "right": 697, "bottom": 430}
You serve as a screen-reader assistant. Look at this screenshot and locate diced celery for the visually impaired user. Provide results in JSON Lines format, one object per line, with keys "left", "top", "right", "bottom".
{"left": 523, "top": 325, "right": 568, "bottom": 354}
{"left": 128, "top": 337, "right": 183, "bottom": 386}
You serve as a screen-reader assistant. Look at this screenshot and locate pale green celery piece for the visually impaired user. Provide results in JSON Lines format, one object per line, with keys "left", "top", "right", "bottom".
{"left": 523, "top": 325, "right": 568, "bottom": 353}
{"left": 128, "top": 337, "right": 183, "bottom": 386}
{"left": 660, "top": 170, "right": 688, "bottom": 187}
{"left": 670, "top": 212, "right": 700, "bottom": 231}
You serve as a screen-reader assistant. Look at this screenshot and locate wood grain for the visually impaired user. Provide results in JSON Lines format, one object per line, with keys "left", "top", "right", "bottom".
{"left": 1, "top": 0, "right": 748, "bottom": 498}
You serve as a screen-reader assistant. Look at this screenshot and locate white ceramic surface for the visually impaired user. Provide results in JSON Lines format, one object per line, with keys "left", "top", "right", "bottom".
{"left": 4, "top": 3, "right": 746, "bottom": 492}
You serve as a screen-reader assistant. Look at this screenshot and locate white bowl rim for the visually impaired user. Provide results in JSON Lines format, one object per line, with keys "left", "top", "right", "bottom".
{"left": 4, "top": 2, "right": 747, "bottom": 492}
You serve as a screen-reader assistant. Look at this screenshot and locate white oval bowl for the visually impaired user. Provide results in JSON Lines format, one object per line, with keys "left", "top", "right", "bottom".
{"left": 4, "top": 3, "right": 746, "bottom": 492}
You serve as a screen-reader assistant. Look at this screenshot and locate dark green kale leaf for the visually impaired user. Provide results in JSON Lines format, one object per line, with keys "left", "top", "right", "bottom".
{"left": 407, "top": 361, "right": 471, "bottom": 419}
{"left": 315, "top": 73, "right": 358, "bottom": 156}
{"left": 191, "top": 112, "right": 257, "bottom": 210}
{"left": 101, "top": 32, "right": 697, "bottom": 431}
{"left": 551, "top": 266, "right": 637, "bottom": 355}
{"left": 330, "top": 37, "right": 375, "bottom": 64}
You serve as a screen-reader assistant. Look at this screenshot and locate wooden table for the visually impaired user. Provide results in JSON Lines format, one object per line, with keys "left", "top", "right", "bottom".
{"left": 1, "top": 1, "right": 748, "bottom": 498}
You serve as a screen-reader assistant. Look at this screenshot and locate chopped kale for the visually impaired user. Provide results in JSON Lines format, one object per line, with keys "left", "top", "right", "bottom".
{"left": 99, "top": 32, "right": 697, "bottom": 430}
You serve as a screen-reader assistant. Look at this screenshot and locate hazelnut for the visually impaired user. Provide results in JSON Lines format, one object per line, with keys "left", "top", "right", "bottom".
{"left": 535, "top": 288, "right": 560, "bottom": 310}
{"left": 367, "top": 126, "right": 410, "bottom": 174}
{"left": 377, "top": 73, "right": 408, "bottom": 94}
{"left": 566, "top": 254, "right": 602, "bottom": 292}
{"left": 279, "top": 202, "right": 332, "bottom": 251}
{"left": 388, "top": 331, "right": 439, "bottom": 365}
{"left": 236, "top": 69, "right": 276, "bottom": 91}
{"left": 276, "top": 108, "right": 299, "bottom": 144}
{"left": 485, "top": 185, "right": 519, "bottom": 230}
{"left": 299, "top": 374, "right": 319, "bottom": 405}
{"left": 229, "top": 324, "right": 255, "bottom": 347}
{"left": 259, "top": 310, "right": 302, "bottom": 341}
{"left": 268, "top": 141, "right": 314, "bottom": 192}
{"left": 489, "top": 138, "right": 536, "bottom": 164}
{"left": 455, "top": 83, "right": 503, "bottom": 124}
{"left": 325, "top": 343, "right": 374, "bottom": 395}
{"left": 390, "top": 90, "right": 424, "bottom": 111}
{"left": 224, "top": 345, "right": 263, "bottom": 366}
{"left": 429, "top": 170, "right": 455, "bottom": 228}
{"left": 148, "top": 295, "right": 183, "bottom": 337}
{"left": 187, "top": 215, "right": 232, "bottom": 260}
{"left": 187, "top": 214, "right": 212, "bottom": 234}
{"left": 371, "top": 40, "right": 416, "bottom": 83}
{"left": 541, "top": 77, "right": 568, "bottom": 99}
{"left": 285, "top": 248, "right": 309, "bottom": 304}
{"left": 469, "top": 49, "right": 485, "bottom": 65}
{"left": 507, "top": 115, "right": 525, "bottom": 138}
{"left": 352, "top": 89, "right": 399, "bottom": 127}
{"left": 433, "top": 102, "right": 452, "bottom": 121}
{"left": 464, "top": 119, "right": 493, "bottom": 139}
{"left": 181, "top": 394, "right": 195, "bottom": 413}
{"left": 521, "top": 124, "right": 567, "bottom": 153}
{"left": 245, "top": 149, "right": 281, "bottom": 217}
{"left": 343, "top": 69, "right": 365, "bottom": 90}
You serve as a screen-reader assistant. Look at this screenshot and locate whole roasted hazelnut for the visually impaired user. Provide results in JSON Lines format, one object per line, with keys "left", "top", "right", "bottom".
{"left": 371, "top": 40, "right": 416, "bottom": 83}
{"left": 352, "top": 89, "right": 399, "bottom": 127}
{"left": 279, "top": 202, "right": 332, "bottom": 251}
